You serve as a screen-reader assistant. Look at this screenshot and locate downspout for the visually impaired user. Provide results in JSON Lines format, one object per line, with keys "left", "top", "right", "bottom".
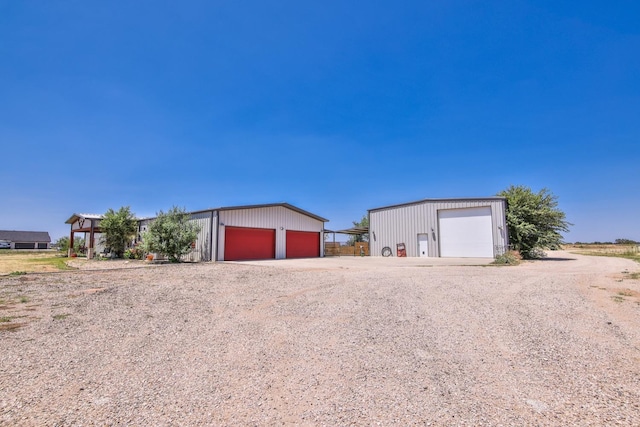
{"left": 209, "top": 210, "right": 214, "bottom": 262}
{"left": 503, "top": 198, "right": 510, "bottom": 251}
{"left": 214, "top": 210, "right": 220, "bottom": 262}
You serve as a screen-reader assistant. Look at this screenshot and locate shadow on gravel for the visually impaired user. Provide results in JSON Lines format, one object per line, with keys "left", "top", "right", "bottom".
{"left": 537, "top": 257, "right": 577, "bottom": 262}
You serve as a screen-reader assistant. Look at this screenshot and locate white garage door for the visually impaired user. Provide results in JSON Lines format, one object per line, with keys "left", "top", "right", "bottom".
{"left": 438, "top": 207, "right": 494, "bottom": 257}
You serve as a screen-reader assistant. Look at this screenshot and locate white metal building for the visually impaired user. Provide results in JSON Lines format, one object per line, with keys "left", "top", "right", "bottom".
{"left": 368, "top": 198, "right": 508, "bottom": 258}
{"left": 139, "top": 203, "right": 327, "bottom": 262}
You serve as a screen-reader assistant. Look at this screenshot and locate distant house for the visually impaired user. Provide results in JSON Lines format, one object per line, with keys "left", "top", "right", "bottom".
{"left": 0, "top": 230, "right": 52, "bottom": 250}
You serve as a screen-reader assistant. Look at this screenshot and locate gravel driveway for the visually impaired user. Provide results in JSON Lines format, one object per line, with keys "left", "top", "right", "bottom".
{"left": 1, "top": 251, "right": 639, "bottom": 426}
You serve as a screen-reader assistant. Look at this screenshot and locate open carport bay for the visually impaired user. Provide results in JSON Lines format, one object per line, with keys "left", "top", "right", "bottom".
{"left": 1, "top": 252, "right": 639, "bottom": 425}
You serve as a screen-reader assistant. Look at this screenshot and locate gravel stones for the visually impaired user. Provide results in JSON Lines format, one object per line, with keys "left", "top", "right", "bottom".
{"left": 1, "top": 251, "right": 639, "bottom": 425}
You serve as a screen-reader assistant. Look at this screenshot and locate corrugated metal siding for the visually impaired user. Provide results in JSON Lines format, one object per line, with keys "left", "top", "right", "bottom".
{"left": 217, "top": 206, "right": 324, "bottom": 260}
{"left": 183, "top": 211, "right": 213, "bottom": 262}
{"left": 370, "top": 199, "right": 508, "bottom": 257}
{"left": 134, "top": 206, "right": 323, "bottom": 262}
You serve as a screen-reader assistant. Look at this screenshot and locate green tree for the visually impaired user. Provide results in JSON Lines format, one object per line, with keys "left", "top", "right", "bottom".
{"left": 55, "top": 236, "right": 85, "bottom": 254}
{"left": 347, "top": 214, "right": 369, "bottom": 245}
{"left": 497, "top": 185, "right": 571, "bottom": 259}
{"left": 55, "top": 236, "right": 70, "bottom": 253}
{"left": 142, "top": 206, "right": 200, "bottom": 262}
{"left": 100, "top": 206, "right": 138, "bottom": 258}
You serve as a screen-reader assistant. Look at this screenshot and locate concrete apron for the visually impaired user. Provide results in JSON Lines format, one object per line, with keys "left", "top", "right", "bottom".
{"left": 226, "top": 256, "right": 495, "bottom": 270}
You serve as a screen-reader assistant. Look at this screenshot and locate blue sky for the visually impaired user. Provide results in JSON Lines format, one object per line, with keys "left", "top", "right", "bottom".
{"left": 1, "top": 0, "right": 638, "bottom": 243}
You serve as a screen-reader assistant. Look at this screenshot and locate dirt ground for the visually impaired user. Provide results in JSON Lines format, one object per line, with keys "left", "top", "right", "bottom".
{"left": 1, "top": 251, "right": 639, "bottom": 425}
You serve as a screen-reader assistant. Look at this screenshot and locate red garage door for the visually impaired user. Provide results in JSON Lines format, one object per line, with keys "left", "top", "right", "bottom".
{"left": 286, "top": 230, "right": 320, "bottom": 258}
{"left": 225, "top": 226, "right": 275, "bottom": 261}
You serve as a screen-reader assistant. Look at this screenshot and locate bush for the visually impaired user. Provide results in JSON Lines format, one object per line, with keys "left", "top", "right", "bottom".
{"left": 123, "top": 245, "right": 145, "bottom": 260}
{"left": 493, "top": 250, "right": 523, "bottom": 265}
{"left": 100, "top": 207, "right": 137, "bottom": 258}
{"left": 142, "top": 206, "right": 200, "bottom": 263}
{"left": 497, "top": 185, "right": 571, "bottom": 259}
{"left": 55, "top": 236, "right": 85, "bottom": 254}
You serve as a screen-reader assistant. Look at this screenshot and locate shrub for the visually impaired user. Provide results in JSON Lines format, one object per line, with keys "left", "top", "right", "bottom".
{"left": 123, "top": 245, "right": 145, "bottom": 260}
{"left": 497, "top": 185, "right": 571, "bottom": 259}
{"left": 142, "top": 206, "right": 200, "bottom": 263}
{"left": 493, "top": 250, "right": 522, "bottom": 265}
{"left": 100, "top": 207, "right": 137, "bottom": 258}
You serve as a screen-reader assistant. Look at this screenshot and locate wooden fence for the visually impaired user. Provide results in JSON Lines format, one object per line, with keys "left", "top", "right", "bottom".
{"left": 325, "top": 242, "right": 369, "bottom": 256}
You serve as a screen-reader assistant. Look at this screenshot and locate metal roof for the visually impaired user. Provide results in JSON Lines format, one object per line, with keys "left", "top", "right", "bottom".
{"left": 327, "top": 226, "right": 369, "bottom": 235}
{"left": 0, "top": 230, "right": 51, "bottom": 243}
{"left": 65, "top": 213, "right": 103, "bottom": 224}
{"left": 68, "top": 203, "right": 328, "bottom": 225}
{"left": 368, "top": 197, "right": 507, "bottom": 213}
{"left": 191, "top": 203, "right": 329, "bottom": 223}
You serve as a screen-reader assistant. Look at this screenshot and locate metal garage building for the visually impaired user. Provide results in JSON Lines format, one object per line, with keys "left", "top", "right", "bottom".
{"left": 368, "top": 198, "right": 508, "bottom": 258}
{"left": 139, "top": 203, "right": 327, "bottom": 262}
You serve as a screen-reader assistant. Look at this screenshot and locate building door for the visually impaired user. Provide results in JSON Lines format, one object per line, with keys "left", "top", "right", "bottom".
{"left": 224, "top": 226, "right": 276, "bottom": 261}
{"left": 418, "top": 233, "right": 429, "bottom": 257}
{"left": 286, "top": 230, "right": 320, "bottom": 258}
{"left": 438, "top": 207, "right": 494, "bottom": 257}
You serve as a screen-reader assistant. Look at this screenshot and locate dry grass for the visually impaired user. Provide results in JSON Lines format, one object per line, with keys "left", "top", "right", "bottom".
{"left": 564, "top": 244, "right": 640, "bottom": 263}
{"left": 0, "top": 322, "right": 25, "bottom": 331}
{"left": 0, "top": 251, "right": 75, "bottom": 275}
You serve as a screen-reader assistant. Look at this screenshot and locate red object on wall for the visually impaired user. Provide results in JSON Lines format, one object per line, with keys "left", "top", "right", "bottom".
{"left": 286, "top": 230, "right": 320, "bottom": 258}
{"left": 225, "top": 226, "right": 276, "bottom": 261}
{"left": 397, "top": 243, "right": 407, "bottom": 257}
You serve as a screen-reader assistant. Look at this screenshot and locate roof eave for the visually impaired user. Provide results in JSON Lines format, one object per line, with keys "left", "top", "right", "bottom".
{"left": 368, "top": 197, "right": 507, "bottom": 213}
{"left": 216, "top": 203, "right": 329, "bottom": 223}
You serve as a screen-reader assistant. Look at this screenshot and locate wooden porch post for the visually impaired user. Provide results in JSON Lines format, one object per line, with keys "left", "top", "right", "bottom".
{"left": 88, "top": 219, "right": 95, "bottom": 259}
{"left": 69, "top": 225, "right": 74, "bottom": 257}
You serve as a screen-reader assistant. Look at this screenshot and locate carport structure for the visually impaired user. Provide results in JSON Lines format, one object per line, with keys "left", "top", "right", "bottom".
{"left": 323, "top": 226, "right": 370, "bottom": 256}
{"left": 65, "top": 213, "right": 103, "bottom": 258}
